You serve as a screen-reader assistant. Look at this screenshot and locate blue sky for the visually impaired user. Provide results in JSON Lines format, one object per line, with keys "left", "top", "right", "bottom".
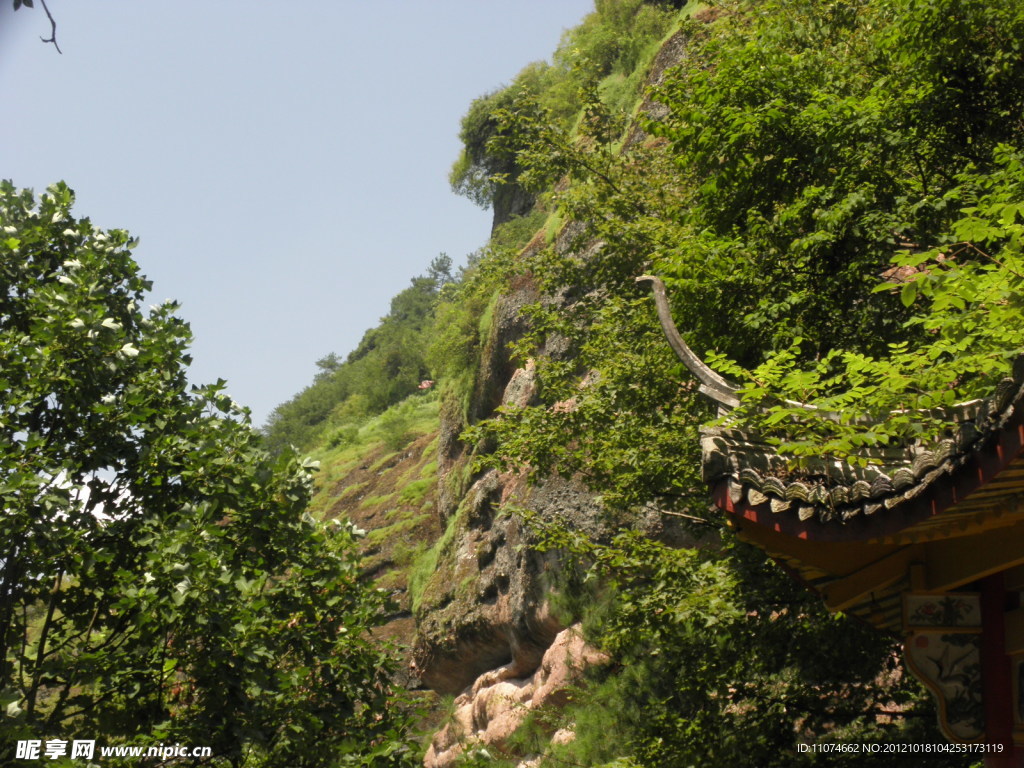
{"left": 0, "top": 1, "right": 593, "bottom": 427}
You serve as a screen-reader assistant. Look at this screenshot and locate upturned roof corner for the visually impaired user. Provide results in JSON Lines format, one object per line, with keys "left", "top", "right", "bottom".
{"left": 635, "top": 274, "right": 741, "bottom": 408}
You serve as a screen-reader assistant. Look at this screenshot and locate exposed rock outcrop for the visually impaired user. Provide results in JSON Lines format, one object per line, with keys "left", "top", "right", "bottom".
{"left": 410, "top": 22, "right": 702, "bottom": 760}
{"left": 413, "top": 230, "right": 601, "bottom": 695}
{"left": 423, "top": 625, "right": 609, "bottom": 768}
{"left": 412, "top": 465, "right": 592, "bottom": 695}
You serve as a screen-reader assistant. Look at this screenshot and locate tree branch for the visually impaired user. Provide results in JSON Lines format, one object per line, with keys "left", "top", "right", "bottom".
{"left": 659, "top": 509, "right": 718, "bottom": 527}
{"left": 38, "top": 0, "right": 61, "bottom": 54}
{"left": 26, "top": 568, "right": 64, "bottom": 721}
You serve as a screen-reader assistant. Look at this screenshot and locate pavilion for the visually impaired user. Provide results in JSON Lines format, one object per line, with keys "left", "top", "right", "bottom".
{"left": 641, "top": 275, "right": 1024, "bottom": 767}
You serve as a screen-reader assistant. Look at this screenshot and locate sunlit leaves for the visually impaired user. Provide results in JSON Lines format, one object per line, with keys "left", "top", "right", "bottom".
{"left": 0, "top": 183, "right": 415, "bottom": 766}
{"left": 729, "top": 147, "right": 1024, "bottom": 461}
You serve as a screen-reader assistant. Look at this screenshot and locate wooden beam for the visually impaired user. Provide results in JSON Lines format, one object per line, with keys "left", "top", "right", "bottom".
{"left": 1004, "top": 608, "right": 1024, "bottom": 655}
{"left": 732, "top": 518, "right": 897, "bottom": 576}
{"left": 1003, "top": 564, "right": 1024, "bottom": 592}
{"left": 822, "top": 545, "right": 921, "bottom": 612}
{"left": 924, "top": 523, "right": 1024, "bottom": 592}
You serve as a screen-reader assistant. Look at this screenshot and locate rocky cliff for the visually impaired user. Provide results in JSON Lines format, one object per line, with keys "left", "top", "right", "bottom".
{"left": 310, "top": 22, "right": 701, "bottom": 766}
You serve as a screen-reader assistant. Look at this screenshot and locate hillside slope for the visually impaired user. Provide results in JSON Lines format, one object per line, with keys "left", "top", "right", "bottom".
{"left": 269, "top": 0, "right": 1024, "bottom": 764}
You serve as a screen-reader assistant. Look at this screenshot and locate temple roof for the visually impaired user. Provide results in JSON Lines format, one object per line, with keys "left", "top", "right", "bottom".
{"left": 704, "top": 364, "right": 1024, "bottom": 631}
{"left": 637, "top": 273, "right": 1024, "bottom": 544}
{"left": 700, "top": 358, "right": 1024, "bottom": 544}
{"left": 703, "top": 356, "right": 1024, "bottom": 540}
{"left": 641, "top": 275, "right": 1024, "bottom": 630}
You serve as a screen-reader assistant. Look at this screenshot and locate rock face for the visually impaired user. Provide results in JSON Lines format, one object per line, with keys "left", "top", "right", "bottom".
{"left": 407, "top": 24, "right": 699, "bottom": 761}
{"left": 423, "top": 625, "right": 609, "bottom": 768}
{"left": 412, "top": 467, "right": 601, "bottom": 695}
{"left": 413, "top": 227, "right": 584, "bottom": 697}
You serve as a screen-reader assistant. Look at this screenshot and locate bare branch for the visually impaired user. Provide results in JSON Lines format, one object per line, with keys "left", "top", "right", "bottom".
{"left": 38, "top": 0, "right": 61, "bottom": 54}
{"left": 659, "top": 508, "right": 717, "bottom": 526}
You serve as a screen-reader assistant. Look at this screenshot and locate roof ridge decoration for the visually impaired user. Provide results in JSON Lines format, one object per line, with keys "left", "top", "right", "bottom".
{"left": 637, "top": 275, "right": 840, "bottom": 416}
{"left": 638, "top": 274, "right": 1024, "bottom": 535}
{"left": 635, "top": 275, "right": 742, "bottom": 408}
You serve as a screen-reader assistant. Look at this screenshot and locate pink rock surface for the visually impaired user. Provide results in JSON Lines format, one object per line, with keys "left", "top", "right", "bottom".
{"left": 423, "top": 624, "right": 607, "bottom": 768}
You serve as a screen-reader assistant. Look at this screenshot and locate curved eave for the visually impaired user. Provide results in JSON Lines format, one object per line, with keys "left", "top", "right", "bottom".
{"left": 706, "top": 378, "right": 1024, "bottom": 632}
{"left": 711, "top": 408, "right": 1024, "bottom": 545}
{"left": 713, "top": 412, "right": 1024, "bottom": 631}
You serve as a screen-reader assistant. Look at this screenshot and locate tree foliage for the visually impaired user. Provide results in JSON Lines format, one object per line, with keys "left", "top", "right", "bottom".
{"left": 449, "top": 0, "right": 1024, "bottom": 763}
{"left": 0, "top": 182, "right": 415, "bottom": 766}
{"left": 448, "top": 0, "right": 681, "bottom": 219}
{"left": 262, "top": 259, "right": 450, "bottom": 454}
{"left": 450, "top": 87, "right": 531, "bottom": 210}
{"left": 714, "top": 146, "right": 1024, "bottom": 461}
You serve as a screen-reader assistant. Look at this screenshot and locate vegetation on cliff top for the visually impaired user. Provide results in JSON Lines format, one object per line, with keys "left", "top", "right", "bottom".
{"left": 449, "top": 0, "right": 684, "bottom": 224}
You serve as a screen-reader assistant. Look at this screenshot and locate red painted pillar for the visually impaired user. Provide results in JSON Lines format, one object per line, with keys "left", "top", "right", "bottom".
{"left": 980, "top": 573, "right": 1022, "bottom": 768}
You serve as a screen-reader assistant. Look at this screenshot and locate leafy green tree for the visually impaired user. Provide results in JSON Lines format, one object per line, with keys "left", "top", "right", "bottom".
{"left": 521, "top": 522, "right": 958, "bottom": 768}
{"left": 0, "top": 182, "right": 415, "bottom": 766}
{"left": 315, "top": 352, "right": 343, "bottom": 378}
{"left": 426, "top": 253, "right": 454, "bottom": 289}
{"left": 449, "top": 85, "right": 541, "bottom": 228}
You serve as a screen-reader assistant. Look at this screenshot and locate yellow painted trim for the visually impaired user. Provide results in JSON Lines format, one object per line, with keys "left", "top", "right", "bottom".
{"left": 924, "top": 523, "right": 1024, "bottom": 592}
{"left": 823, "top": 547, "right": 921, "bottom": 612}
